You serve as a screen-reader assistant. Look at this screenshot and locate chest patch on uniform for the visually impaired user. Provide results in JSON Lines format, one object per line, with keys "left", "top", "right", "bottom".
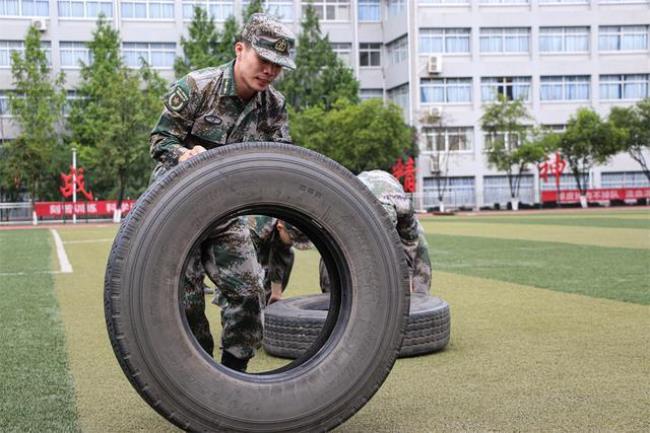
{"left": 205, "top": 115, "right": 222, "bottom": 125}
{"left": 168, "top": 86, "right": 189, "bottom": 112}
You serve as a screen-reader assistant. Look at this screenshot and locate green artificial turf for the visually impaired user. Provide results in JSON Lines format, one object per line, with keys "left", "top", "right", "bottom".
{"left": 3, "top": 210, "right": 648, "bottom": 433}
{"left": 426, "top": 233, "right": 650, "bottom": 305}
{"left": 436, "top": 215, "right": 650, "bottom": 230}
{"left": 0, "top": 230, "right": 80, "bottom": 433}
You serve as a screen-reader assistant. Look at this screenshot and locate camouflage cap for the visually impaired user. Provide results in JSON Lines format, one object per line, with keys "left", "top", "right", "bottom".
{"left": 240, "top": 13, "right": 296, "bottom": 70}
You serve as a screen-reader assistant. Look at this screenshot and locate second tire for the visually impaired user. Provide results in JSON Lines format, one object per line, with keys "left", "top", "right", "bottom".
{"left": 264, "top": 293, "right": 450, "bottom": 359}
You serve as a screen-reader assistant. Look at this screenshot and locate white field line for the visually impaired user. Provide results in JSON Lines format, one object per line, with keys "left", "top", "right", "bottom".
{"left": 63, "top": 238, "right": 113, "bottom": 244}
{"left": 0, "top": 270, "right": 63, "bottom": 276}
{"left": 50, "top": 229, "right": 73, "bottom": 273}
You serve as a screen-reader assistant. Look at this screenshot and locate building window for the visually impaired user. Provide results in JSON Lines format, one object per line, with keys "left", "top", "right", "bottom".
{"left": 0, "top": 41, "right": 24, "bottom": 67}
{"left": 422, "top": 176, "right": 475, "bottom": 209}
{"left": 387, "top": 36, "right": 408, "bottom": 65}
{"left": 599, "top": 0, "right": 647, "bottom": 4}
{"left": 0, "top": 0, "right": 49, "bottom": 16}
{"left": 484, "top": 175, "right": 535, "bottom": 205}
{"left": 481, "top": 77, "right": 531, "bottom": 102}
{"left": 123, "top": 42, "right": 175, "bottom": 69}
{"left": 419, "top": 28, "right": 470, "bottom": 54}
{"left": 539, "top": 173, "right": 579, "bottom": 191}
{"left": 421, "top": 78, "right": 472, "bottom": 104}
{"left": 122, "top": 0, "right": 174, "bottom": 19}
{"left": 358, "top": 0, "right": 380, "bottom": 22}
{"left": 601, "top": 172, "right": 650, "bottom": 188}
{"left": 387, "top": 83, "right": 409, "bottom": 118}
{"left": 599, "top": 26, "right": 648, "bottom": 52}
{"left": 540, "top": 27, "right": 589, "bottom": 53}
{"left": 360, "top": 88, "right": 383, "bottom": 100}
{"left": 480, "top": 28, "right": 530, "bottom": 54}
{"left": 387, "top": 0, "right": 405, "bottom": 16}
{"left": 359, "top": 42, "right": 381, "bottom": 67}
{"left": 0, "top": 40, "right": 50, "bottom": 67}
{"left": 600, "top": 74, "right": 649, "bottom": 101}
{"left": 419, "top": 0, "right": 470, "bottom": 4}
{"left": 330, "top": 42, "right": 352, "bottom": 67}
{"left": 182, "top": 0, "right": 234, "bottom": 20}
{"left": 540, "top": 75, "right": 590, "bottom": 101}
{"left": 539, "top": 0, "right": 588, "bottom": 3}
{"left": 483, "top": 131, "right": 522, "bottom": 150}
{"left": 63, "top": 90, "right": 82, "bottom": 116}
{"left": 0, "top": 90, "right": 9, "bottom": 115}
{"left": 58, "top": 0, "right": 113, "bottom": 18}
{"left": 303, "top": 0, "right": 350, "bottom": 21}
{"left": 60, "top": 41, "right": 91, "bottom": 68}
{"left": 242, "top": 0, "right": 292, "bottom": 21}
{"left": 479, "top": 0, "right": 529, "bottom": 4}
{"left": 423, "top": 127, "right": 473, "bottom": 152}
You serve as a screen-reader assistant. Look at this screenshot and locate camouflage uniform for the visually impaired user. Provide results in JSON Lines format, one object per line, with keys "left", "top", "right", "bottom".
{"left": 249, "top": 216, "right": 295, "bottom": 303}
{"left": 321, "top": 170, "right": 432, "bottom": 294}
{"left": 149, "top": 13, "right": 295, "bottom": 361}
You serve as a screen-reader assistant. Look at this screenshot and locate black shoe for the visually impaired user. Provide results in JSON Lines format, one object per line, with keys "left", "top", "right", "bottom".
{"left": 221, "top": 351, "right": 249, "bottom": 372}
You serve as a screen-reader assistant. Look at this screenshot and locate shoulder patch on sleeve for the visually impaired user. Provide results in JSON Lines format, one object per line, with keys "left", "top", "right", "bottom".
{"left": 168, "top": 85, "right": 189, "bottom": 112}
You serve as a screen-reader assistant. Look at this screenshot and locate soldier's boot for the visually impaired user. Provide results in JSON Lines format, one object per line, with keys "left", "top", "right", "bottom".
{"left": 221, "top": 350, "right": 249, "bottom": 372}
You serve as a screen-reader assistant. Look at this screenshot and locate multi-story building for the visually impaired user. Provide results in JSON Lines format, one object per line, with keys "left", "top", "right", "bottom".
{"left": 1, "top": 0, "right": 648, "bottom": 209}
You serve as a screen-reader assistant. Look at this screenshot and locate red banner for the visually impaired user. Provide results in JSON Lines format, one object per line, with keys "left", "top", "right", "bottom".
{"left": 33, "top": 200, "right": 136, "bottom": 218}
{"left": 541, "top": 188, "right": 650, "bottom": 203}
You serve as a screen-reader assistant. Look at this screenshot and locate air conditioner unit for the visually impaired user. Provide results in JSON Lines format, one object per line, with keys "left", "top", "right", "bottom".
{"left": 429, "top": 106, "right": 443, "bottom": 118}
{"left": 32, "top": 18, "right": 47, "bottom": 32}
{"left": 430, "top": 157, "right": 440, "bottom": 174}
{"left": 427, "top": 55, "right": 442, "bottom": 75}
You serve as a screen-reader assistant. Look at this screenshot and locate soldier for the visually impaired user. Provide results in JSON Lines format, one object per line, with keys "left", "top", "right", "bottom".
{"left": 149, "top": 13, "right": 296, "bottom": 372}
{"left": 259, "top": 170, "right": 432, "bottom": 296}
{"left": 356, "top": 170, "right": 432, "bottom": 295}
{"left": 249, "top": 216, "right": 311, "bottom": 304}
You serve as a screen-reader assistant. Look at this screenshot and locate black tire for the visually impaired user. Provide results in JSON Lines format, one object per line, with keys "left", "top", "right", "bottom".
{"left": 104, "top": 142, "right": 409, "bottom": 433}
{"left": 264, "top": 293, "right": 450, "bottom": 359}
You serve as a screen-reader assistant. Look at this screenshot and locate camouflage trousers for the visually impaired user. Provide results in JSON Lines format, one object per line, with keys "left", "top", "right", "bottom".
{"left": 319, "top": 221, "right": 432, "bottom": 294}
{"left": 183, "top": 217, "right": 265, "bottom": 360}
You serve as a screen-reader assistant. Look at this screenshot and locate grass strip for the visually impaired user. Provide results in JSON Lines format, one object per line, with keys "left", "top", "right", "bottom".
{"left": 426, "top": 233, "right": 650, "bottom": 304}
{"left": 0, "top": 230, "right": 79, "bottom": 433}
{"left": 428, "top": 216, "right": 650, "bottom": 230}
{"left": 420, "top": 220, "right": 650, "bottom": 249}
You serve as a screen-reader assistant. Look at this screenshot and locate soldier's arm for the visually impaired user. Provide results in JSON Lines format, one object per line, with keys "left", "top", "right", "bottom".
{"left": 270, "top": 101, "right": 292, "bottom": 144}
{"left": 411, "top": 227, "right": 432, "bottom": 294}
{"left": 397, "top": 211, "right": 420, "bottom": 271}
{"left": 150, "top": 75, "right": 201, "bottom": 166}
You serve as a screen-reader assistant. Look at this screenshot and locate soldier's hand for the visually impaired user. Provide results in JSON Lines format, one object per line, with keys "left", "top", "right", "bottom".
{"left": 268, "top": 293, "right": 282, "bottom": 305}
{"left": 269, "top": 282, "right": 283, "bottom": 305}
{"left": 179, "top": 145, "right": 207, "bottom": 162}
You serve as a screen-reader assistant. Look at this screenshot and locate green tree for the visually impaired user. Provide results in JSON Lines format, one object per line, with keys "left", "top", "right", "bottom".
{"left": 174, "top": 7, "right": 221, "bottom": 77}
{"left": 4, "top": 25, "right": 66, "bottom": 203}
{"left": 609, "top": 98, "right": 650, "bottom": 182}
{"left": 557, "top": 108, "right": 626, "bottom": 207}
{"left": 277, "top": 4, "right": 359, "bottom": 111}
{"left": 68, "top": 16, "right": 167, "bottom": 218}
{"left": 290, "top": 98, "right": 411, "bottom": 173}
{"left": 175, "top": 1, "right": 264, "bottom": 78}
{"left": 243, "top": 0, "right": 264, "bottom": 22}
{"left": 481, "top": 95, "right": 547, "bottom": 208}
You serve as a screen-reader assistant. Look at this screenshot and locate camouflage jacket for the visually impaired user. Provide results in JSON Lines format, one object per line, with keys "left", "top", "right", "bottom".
{"left": 357, "top": 170, "right": 420, "bottom": 264}
{"left": 150, "top": 60, "right": 291, "bottom": 172}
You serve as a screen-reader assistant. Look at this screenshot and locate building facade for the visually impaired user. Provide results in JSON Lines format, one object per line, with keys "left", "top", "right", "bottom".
{"left": 0, "top": 0, "right": 648, "bottom": 209}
